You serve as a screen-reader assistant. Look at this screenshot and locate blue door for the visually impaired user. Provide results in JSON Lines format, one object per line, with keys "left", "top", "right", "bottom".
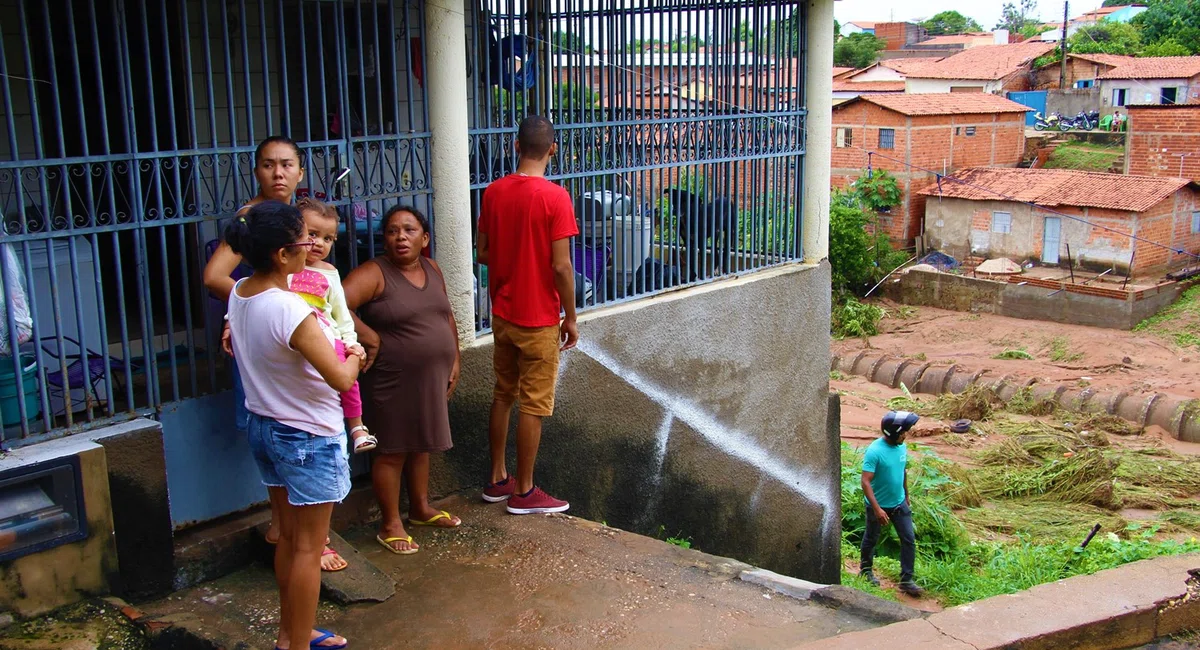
{"left": 1008, "top": 91, "right": 1049, "bottom": 127}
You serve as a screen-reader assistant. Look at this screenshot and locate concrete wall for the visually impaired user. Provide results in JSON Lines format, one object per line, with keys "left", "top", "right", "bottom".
{"left": 1046, "top": 88, "right": 1101, "bottom": 117}
{"left": 924, "top": 197, "right": 1136, "bottom": 271}
{"left": 0, "top": 437, "right": 119, "bottom": 618}
{"left": 1103, "top": 77, "right": 1200, "bottom": 108}
{"left": 433, "top": 263, "right": 840, "bottom": 583}
{"left": 889, "top": 269, "right": 1186, "bottom": 330}
{"left": 906, "top": 78, "right": 999, "bottom": 94}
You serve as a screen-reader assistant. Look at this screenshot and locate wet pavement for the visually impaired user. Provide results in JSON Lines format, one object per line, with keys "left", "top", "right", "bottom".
{"left": 140, "top": 494, "right": 877, "bottom": 649}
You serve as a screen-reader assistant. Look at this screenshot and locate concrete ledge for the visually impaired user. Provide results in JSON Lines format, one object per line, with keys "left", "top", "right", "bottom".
{"left": 739, "top": 568, "right": 827, "bottom": 600}
{"left": 793, "top": 554, "right": 1200, "bottom": 650}
{"left": 809, "top": 585, "right": 925, "bottom": 624}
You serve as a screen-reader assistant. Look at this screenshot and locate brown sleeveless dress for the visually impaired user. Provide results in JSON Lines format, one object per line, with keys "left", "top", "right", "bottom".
{"left": 358, "top": 256, "right": 456, "bottom": 454}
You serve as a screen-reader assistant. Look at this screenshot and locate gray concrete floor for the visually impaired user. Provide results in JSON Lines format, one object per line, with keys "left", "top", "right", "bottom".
{"left": 141, "top": 493, "right": 877, "bottom": 649}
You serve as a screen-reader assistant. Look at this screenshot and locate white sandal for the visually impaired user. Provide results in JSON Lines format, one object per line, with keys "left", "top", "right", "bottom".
{"left": 350, "top": 425, "right": 377, "bottom": 454}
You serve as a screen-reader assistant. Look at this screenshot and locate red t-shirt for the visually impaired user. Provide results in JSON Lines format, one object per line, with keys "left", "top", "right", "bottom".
{"left": 478, "top": 174, "right": 579, "bottom": 328}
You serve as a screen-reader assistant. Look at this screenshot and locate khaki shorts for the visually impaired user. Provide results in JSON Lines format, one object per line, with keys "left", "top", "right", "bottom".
{"left": 492, "top": 316, "right": 561, "bottom": 417}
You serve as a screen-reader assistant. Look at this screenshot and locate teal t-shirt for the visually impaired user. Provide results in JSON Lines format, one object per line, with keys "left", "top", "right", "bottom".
{"left": 862, "top": 438, "right": 907, "bottom": 509}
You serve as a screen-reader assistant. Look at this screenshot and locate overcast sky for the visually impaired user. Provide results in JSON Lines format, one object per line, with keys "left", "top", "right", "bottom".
{"left": 834, "top": 0, "right": 1105, "bottom": 31}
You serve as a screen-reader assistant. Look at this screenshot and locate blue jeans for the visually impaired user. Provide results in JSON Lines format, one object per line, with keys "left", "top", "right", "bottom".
{"left": 861, "top": 501, "right": 916, "bottom": 583}
{"left": 246, "top": 413, "right": 350, "bottom": 506}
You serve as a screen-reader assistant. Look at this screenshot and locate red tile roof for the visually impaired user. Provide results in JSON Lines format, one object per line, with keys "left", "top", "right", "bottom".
{"left": 835, "top": 92, "right": 1033, "bottom": 116}
{"left": 906, "top": 41, "right": 1059, "bottom": 80}
{"left": 916, "top": 168, "right": 1196, "bottom": 212}
{"left": 832, "top": 66, "right": 856, "bottom": 78}
{"left": 833, "top": 80, "right": 907, "bottom": 92}
{"left": 879, "top": 57, "right": 945, "bottom": 75}
{"left": 1098, "top": 56, "right": 1200, "bottom": 80}
{"left": 1069, "top": 53, "right": 1135, "bottom": 67}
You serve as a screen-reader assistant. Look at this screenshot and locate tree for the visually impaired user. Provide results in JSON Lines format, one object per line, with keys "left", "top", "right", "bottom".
{"left": 835, "top": 19, "right": 842, "bottom": 39}
{"left": 1101, "top": 0, "right": 1137, "bottom": 6}
{"left": 1067, "top": 22, "right": 1142, "bottom": 55}
{"left": 833, "top": 33, "right": 886, "bottom": 68}
{"left": 995, "top": 0, "right": 1039, "bottom": 33}
{"left": 921, "top": 11, "right": 985, "bottom": 35}
{"left": 1133, "top": 0, "right": 1200, "bottom": 55}
{"left": 1142, "top": 38, "right": 1192, "bottom": 56}
{"left": 552, "top": 31, "right": 590, "bottom": 54}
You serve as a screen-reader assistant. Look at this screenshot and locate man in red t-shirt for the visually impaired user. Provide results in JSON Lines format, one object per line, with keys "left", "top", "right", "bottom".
{"left": 476, "top": 115, "right": 579, "bottom": 515}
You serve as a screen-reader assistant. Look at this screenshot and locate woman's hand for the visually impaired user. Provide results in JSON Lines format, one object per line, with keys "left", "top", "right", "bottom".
{"left": 359, "top": 336, "right": 380, "bottom": 372}
{"left": 447, "top": 353, "right": 461, "bottom": 400}
{"left": 222, "top": 321, "right": 234, "bottom": 357}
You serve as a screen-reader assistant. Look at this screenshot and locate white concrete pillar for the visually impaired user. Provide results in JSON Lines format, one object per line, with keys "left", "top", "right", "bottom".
{"left": 425, "top": 0, "right": 476, "bottom": 346}
{"left": 802, "top": 0, "right": 835, "bottom": 263}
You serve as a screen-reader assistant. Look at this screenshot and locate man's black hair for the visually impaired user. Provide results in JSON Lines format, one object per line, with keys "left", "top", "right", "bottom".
{"left": 517, "top": 115, "right": 555, "bottom": 159}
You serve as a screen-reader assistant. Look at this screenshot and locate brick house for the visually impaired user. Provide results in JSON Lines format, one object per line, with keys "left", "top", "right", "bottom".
{"left": 1124, "top": 104, "right": 1200, "bottom": 181}
{"left": 831, "top": 93, "right": 1030, "bottom": 244}
{"left": 905, "top": 41, "right": 1059, "bottom": 94}
{"left": 1033, "top": 53, "right": 1134, "bottom": 89}
{"left": 919, "top": 167, "right": 1200, "bottom": 275}
{"left": 1099, "top": 56, "right": 1200, "bottom": 108}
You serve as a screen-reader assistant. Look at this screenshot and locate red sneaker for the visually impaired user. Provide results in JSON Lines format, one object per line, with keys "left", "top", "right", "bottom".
{"left": 482, "top": 477, "right": 514, "bottom": 503}
{"left": 506, "top": 486, "right": 570, "bottom": 515}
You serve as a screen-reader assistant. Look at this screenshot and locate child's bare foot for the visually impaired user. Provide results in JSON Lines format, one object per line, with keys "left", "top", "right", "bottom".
{"left": 350, "top": 425, "right": 377, "bottom": 454}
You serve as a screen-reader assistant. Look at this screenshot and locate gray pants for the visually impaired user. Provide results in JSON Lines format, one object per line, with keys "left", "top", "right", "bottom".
{"left": 860, "top": 502, "right": 916, "bottom": 583}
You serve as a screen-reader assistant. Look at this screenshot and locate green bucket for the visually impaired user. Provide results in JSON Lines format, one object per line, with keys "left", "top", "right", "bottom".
{"left": 0, "top": 356, "right": 39, "bottom": 428}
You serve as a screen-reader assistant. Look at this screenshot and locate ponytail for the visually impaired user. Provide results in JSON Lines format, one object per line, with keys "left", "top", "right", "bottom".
{"left": 223, "top": 201, "right": 304, "bottom": 271}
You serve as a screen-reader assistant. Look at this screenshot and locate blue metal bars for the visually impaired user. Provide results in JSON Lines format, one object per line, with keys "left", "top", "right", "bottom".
{"left": 466, "top": 0, "right": 807, "bottom": 332}
{"left": 0, "top": 0, "right": 430, "bottom": 440}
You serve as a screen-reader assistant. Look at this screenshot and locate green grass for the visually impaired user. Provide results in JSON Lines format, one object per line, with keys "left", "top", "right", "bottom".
{"left": 993, "top": 348, "right": 1034, "bottom": 360}
{"left": 1046, "top": 337, "right": 1084, "bottom": 363}
{"left": 1042, "top": 143, "right": 1124, "bottom": 173}
{"left": 830, "top": 370, "right": 847, "bottom": 381}
{"left": 832, "top": 298, "right": 886, "bottom": 339}
{"left": 1135, "top": 285, "right": 1200, "bottom": 350}
{"left": 839, "top": 441, "right": 1200, "bottom": 606}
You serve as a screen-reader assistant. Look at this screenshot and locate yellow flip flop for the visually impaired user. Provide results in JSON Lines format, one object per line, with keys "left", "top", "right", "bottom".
{"left": 410, "top": 510, "right": 462, "bottom": 528}
{"left": 376, "top": 534, "right": 419, "bottom": 555}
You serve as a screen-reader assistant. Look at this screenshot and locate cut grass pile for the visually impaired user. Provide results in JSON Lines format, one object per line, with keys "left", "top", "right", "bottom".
{"left": 887, "top": 384, "right": 1000, "bottom": 422}
{"left": 840, "top": 417, "right": 1200, "bottom": 606}
{"left": 993, "top": 348, "right": 1034, "bottom": 360}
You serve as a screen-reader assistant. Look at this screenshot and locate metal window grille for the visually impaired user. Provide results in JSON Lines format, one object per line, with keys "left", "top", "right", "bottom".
{"left": 992, "top": 211, "right": 1012, "bottom": 234}
{"left": 466, "top": 0, "right": 807, "bottom": 332}
{"left": 0, "top": 0, "right": 431, "bottom": 441}
{"left": 878, "top": 128, "right": 894, "bottom": 150}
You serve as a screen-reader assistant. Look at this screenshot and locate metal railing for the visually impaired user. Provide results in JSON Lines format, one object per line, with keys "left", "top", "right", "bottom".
{"left": 467, "top": 0, "right": 807, "bottom": 332}
{"left": 0, "top": 0, "right": 431, "bottom": 440}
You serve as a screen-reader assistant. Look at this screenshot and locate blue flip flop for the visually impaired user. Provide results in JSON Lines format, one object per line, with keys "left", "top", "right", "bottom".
{"left": 311, "top": 629, "right": 348, "bottom": 650}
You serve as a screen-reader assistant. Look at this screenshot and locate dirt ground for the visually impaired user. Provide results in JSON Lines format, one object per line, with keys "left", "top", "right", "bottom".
{"left": 834, "top": 302, "right": 1200, "bottom": 400}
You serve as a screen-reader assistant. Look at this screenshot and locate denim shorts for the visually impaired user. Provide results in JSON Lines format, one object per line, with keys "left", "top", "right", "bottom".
{"left": 232, "top": 357, "right": 249, "bottom": 432}
{"left": 246, "top": 413, "right": 350, "bottom": 506}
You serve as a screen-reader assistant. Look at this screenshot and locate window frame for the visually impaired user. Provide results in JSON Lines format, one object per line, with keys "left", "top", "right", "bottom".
{"left": 878, "top": 128, "right": 895, "bottom": 150}
{"left": 1191, "top": 210, "right": 1200, "bottom": 234}
{"left": 1113, "top": 88, "right": 1128, "bottom": 106}
{"left": 836, "top": 127, "right": 853, "bottom": 148}
{"left": 992, "top": 211, "right": 1013, "bottom": 234}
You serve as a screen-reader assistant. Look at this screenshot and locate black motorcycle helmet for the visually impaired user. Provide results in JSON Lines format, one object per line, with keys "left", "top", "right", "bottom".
{"left": 881, "top": 410, "right": 920, "bottom": 443}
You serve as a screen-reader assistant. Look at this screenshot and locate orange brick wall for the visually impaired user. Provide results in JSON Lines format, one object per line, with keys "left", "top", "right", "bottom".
{"left": 1134, "top": 189, "right": 1200, "bottom": 274}
{"left": 1126, "top": 106, "right": 1200, "bottom": 182}
{"left": 831, "top": 102, "right": 1026, "bottom": 244}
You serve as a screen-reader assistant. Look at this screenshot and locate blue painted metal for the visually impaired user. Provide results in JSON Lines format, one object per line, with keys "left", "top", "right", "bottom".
{"left": 1008, "top": 90, "right": 1048, "bottom": 127}
{"left": 0, "top": 0, "right": 431, "bottom": 455}
{"left": 467, "top": 0, "right": 808, "bottom": 332}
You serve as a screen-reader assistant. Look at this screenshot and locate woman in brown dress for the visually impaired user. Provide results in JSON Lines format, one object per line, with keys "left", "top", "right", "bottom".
{"left": 343, "top": 205, "right": 462, "bottom": 554}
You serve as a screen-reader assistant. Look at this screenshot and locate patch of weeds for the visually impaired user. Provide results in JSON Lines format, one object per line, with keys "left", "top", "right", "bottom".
{"left": 1174, "top": 331, "right": 1200, "bottom": 348}
{"left": 993, "top": 348, "right": 1034, "bottom": 361}
{"left": 1046, "top": 337, "right": 1084, "bottom": 363}
{"left": 832, "top": 297, "right": 886, "bottom": 339}
{"left": 666, "top": 535, "right": 693, "bottom": 549}
{"left": 896, "top": 306, "right": 919, "bottom": 319}
{"left": 830, "top": 370, "right": 847, "bottom": 381}
{"left": 1005, "top": 388, "right": 1057, "bottom": 416}
{"left": 912, "top": 352, "right": 927, "bottom": 362}
{"left": 964, "top": 313, "right": 982, "bottom": 321}
{"left": 1134, "top": 285, "right": 1200, "bottom": 349}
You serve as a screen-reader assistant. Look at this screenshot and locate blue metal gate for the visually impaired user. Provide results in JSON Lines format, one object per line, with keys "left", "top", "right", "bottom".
{"left": 0, "top": 0, "right": 430, "bottom": 526}
{"left": 465, "top": 0, "right": 808, "bottom": 332}
{"left": 1008, "top": 90, "right": 1047, "bottom": 127}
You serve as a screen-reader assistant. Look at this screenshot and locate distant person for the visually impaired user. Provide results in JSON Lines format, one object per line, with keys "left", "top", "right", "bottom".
{"left": 860, "top": 410, "right": 924, "bottom": 597}
{"left": 1111, "top": 110, "right": 1125, "bottom": 132}
{"left": 476, "top": 115, "right": 579, "bottom": 515}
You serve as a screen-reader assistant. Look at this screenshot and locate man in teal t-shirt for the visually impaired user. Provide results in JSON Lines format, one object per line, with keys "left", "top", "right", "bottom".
{"left": 860, "top": 410, "right": 923, "bottom": 596}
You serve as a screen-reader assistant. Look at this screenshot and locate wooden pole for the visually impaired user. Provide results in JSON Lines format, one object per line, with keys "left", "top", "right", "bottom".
{"left": 1059, "top": 1, "right": 1069, "bottom": 89}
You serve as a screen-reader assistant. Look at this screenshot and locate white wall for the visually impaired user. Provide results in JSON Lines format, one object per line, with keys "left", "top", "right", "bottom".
{"left": 848, "top": 66, "right": 904, "bottom": 82}
{"left": 1101, "top": 78, "right": 1197, "bottom": 107}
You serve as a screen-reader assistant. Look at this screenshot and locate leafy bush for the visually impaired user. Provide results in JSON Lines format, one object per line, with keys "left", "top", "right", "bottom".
{"left": 832, "top": 297, "right": 885, "bottom": 339}
{"left": 829, "top": 205, "right": 875, "bottom": 294}
{"left": 993, "top": 348, "right": 1034, "bottom": 360}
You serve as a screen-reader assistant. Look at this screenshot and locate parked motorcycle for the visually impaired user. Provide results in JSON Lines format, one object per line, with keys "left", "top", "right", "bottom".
{"left": 1058, "top": 110, "right": 1101, "bottom": 131}
{"left": 1033, "top": 111, "right": 1062, "bottom": 131}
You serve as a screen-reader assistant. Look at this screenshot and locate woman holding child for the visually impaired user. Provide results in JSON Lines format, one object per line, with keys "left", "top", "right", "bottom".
{"left": 224, "top": 200, "right": 358, "bottom": 650}
{"left": 344, "top": 205, "right": 462, "bottom": 555}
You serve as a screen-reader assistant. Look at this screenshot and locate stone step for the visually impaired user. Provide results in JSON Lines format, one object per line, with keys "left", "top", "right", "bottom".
{"left": 254, "top": 524, "right": 396, "bottom": 604}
